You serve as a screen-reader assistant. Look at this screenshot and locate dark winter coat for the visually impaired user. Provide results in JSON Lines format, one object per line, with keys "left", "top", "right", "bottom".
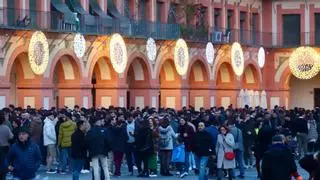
{"left": 135, "top": 127, "right": 153, "bottom": 154}
{"left": 192, "top": 130, "right": 214, "bottom": 157}
{"left": 178, "top": 123, "right": 195, "bottom": 152}
{"left": 29, "top": 118, "right": 43, "bottom": 144}
{"left": 4, "top": 139, "right": 41, "bottom": 179}
{"left": 262, "top": 144, "right": 297, "bottom": 180}
{"left": 108, "top": 125, "right": 128, "bottom": 152}
{"left": 205, "top": 126, "right": 219, "bottom": 146}
{"left": 85, "top": 126, "right": 110, "bottom": 158}
{"left": 71, "top": 129, "right": 87, "bottom": 159}
{"left": 255, "top": 126, "right": 274, "bottom": 158}
{"left": 242, "top": 119, "right": 256, "bottom": 148}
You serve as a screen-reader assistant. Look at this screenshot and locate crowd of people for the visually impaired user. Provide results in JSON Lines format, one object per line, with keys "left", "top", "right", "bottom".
{"left": 1, "top": 104, "right": 320, "bottom": 180}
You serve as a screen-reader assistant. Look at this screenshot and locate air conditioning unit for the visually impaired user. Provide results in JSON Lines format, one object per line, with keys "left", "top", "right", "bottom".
{"left": 213, "top": 31, "right": 222, "bottom": 43}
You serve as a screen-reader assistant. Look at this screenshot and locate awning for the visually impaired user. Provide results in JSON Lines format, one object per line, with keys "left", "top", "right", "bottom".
{"left": 68, "top": 0, "right": 87, "bottom": 15}
{"left": 107, "top": 0, "right": 129, "bottom": 22}
{"left": 51, "top": 0, "right": 76, "bottom": 24}
{"left": 90, "top": 0, "right": 112, "bottom": 19}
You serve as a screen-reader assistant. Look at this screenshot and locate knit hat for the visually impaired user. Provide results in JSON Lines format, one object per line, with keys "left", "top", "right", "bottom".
{"left": 18, "top": 127, "right": 30, "bottom": 134}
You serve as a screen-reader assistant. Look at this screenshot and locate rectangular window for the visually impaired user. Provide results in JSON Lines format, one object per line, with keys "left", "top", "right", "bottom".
{"left": 7, "top": 0, "right": 15, "bottom": 26}
{"left": 240, "top": 12, "right": 246, "bottom": 43}
{"left": 252, "top": 13, "right": 258, "bottom": 44}
{"left": 315, "top": 13, "right": 320, "bottom": 45}
{"left": 283, "top": 14, "right": 300, "bottom": 46}
{"left": 156, "top": 1, "right": 162, "bottom": 22}
{"left": 214, "top": 8, "right": 221, "bottom": 29}
{"left": 124, "top": 0, "right": 130, "bottom": 18}
{"left": 227, "top": 10, "right": 233, "bottom": 30}
{"left": 139, "top": 0, "right": 146, "bottom": 20}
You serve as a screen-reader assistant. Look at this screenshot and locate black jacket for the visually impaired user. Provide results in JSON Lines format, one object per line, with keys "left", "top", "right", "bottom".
{"left": 135, "top": 127, "right": 153, "bottom": 154}
{"left": 255, "top": 126, "right": 274, "bottom": 158}
{"left": 71, "top": 129, "right": 87, "bottom": 159}
{"left": 108, "top": 124, "right": 128, "bottom": 152}
{"left": 262, "top": 144, "right": 298, "bottom": 180}
{"left": 192, "top": 130, "right": 214, "bottom": 157}
{"left": 85, "top": 126, "right": 109, "bottom": 158}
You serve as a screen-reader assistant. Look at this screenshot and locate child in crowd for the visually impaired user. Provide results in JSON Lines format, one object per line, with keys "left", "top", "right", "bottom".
{"left": 172, "top": 136, "right": 186, "bottom": 178}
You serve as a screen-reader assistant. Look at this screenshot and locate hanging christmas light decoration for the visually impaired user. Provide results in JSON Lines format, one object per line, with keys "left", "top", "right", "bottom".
{"left": 289, "top": 46, "right": 320, "bottom": 80}
{"left": 146, "top": 37, "right": 157, "bottom": 62}
{"left": 174, "top": 39, "right": 189, "bottom": 76}
{"left": 231, "top": 42, "right": 244, "bottom": 76}
{"left": 258, "top": 47, "right": 265, "bottom": 68}
{"left": 28, "top": 31, "right": 49, "bottom": 75}
{"left": 109, "top": 33, "right": 128, "bottom": 74}
{"left": 73, "top": 33, "right": 86, "bottom": 58}
{"left": 206, "top": 42, "right": 215, "bottom": 64}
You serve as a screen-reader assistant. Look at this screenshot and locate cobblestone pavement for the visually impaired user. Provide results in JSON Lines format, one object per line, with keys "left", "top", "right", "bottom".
{"left": 26, "top": 165, "right": 308, "bottom": 180}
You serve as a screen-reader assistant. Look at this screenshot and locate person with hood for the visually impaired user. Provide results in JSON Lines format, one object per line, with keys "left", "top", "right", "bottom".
{"left": 86, "top": 115, "right": 110, "bottom": 180}
{"left": 0, "top": 110, "right": 13, "bottom": 180}
{"left": 125, "top": 113, "right": 136, "bottom": 175}
{"left": 43, "top": 111, "right": 58, "bottom": 174}
{"left": 178, "top": 117, "right": 195, "bottom": 176}
{"left": 262, "top": 135, "right": 302, "bottom": 180}
{"left": 58, "top": 112, "right": 76, "bottom": 174}
{"left": 192, "top": 122, "right": 214, "bottom": 180}
{"left": 71, "top": 120, "right": 87, "bottom": 180}
{"left": 158, "top": 117, "right": 176, "bottom": 176}
{"left": 135, "top": 119, "right": 153, "bottom": 177}
{"left": 109, "top": 116, "right": 128, "bottom": 177}
{"left": 4, "top": 128, "right": 41, "bottom": 180}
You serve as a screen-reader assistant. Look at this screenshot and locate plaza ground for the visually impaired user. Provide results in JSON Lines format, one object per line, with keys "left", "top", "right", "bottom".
{"left": 32, "top": 165, "right": 309, "bottom": 180}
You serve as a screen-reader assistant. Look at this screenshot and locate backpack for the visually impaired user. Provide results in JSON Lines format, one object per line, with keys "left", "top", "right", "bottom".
{"left": 159, "top": 131, "right": 170, "bottom": 148}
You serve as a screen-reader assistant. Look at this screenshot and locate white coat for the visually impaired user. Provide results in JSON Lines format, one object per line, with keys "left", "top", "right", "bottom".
{"left": 216, "top": 133, "right": 236, "bottom": 169}
{"left": 43, "top": 117, "right": 57, "bottom": 146}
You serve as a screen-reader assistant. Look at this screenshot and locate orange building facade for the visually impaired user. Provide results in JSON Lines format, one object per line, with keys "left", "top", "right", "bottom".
{"left": 0, "top": 0, "right": 319, "bottom": 110}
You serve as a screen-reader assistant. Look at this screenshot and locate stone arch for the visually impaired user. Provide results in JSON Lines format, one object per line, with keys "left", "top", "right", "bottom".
{"left": 242, "top": 63, "right": 261, "bottom": 89}
{"left": 4, "top": 45, "right": 29, "bottom": 81}
{"left": 48, "top": 49, "right": 82, "bottom": 82}
{"left": 187, "top": 56, "right": 210, "bottom": 85}
{"left": 215, "top": 62, "right": 236, "bottom": 88}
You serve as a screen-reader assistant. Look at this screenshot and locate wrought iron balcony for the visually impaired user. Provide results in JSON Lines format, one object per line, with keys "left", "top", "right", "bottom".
{"left": 0, "top": 8, "right": 320, "bottom": 48}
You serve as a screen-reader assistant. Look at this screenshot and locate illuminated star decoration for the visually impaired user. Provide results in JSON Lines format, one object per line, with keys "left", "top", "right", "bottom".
{"left": 73, "top": 33, "right": 86, "bottom": 58}
{"left": 28, "top": 31, "right": 49, "bottom": 75}
{"left": 231, "top": 42, "right": 244, "bottom": 76}
{"left": 206, "top": 42, "right": 215, "bottom": 64}
{"left": 110, "top": 33, "right": 128, "bottom": 73}
{"left": 174, "top": 39, "right": 189, "bottom": 76}
{"left": 289, "top": 46, "right": 320, "bottom": 80}
{"left": 146, "top": 38, "right": 157, "bottom": 62}
{"left": 258, "top": 47, "right": 265, "bottom": 68}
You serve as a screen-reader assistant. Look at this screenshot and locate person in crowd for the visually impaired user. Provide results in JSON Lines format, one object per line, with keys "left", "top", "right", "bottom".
{"left": 262, "top": 135, "right": 302, "bottom": 180}
{"left": 192, "top": 122, "right": 214, "bottom": 180}
{"left": 86, "top": 115, "right": 110, "bottom": 180}
{"left": 254, "top": 119, "right": 275, "bottom": 178}
{"left": 306, "top": 111, "right": 318, "bottom": 152}
{"left": 4, "top": 128, "right": 41, "bottom": 180}
{"left": 109, "top": 116, "right": 128, "bottom": 177}
{"left": 178, "top": 117, "right": 195, "bottom": 176}
{"left": 228, "top": 120, "right": 245, "bottom": 178}
{"left": 299, "top": 152, "right": 318, "bottom": 180}
{"left": 159, "top": 117, "right": 176, "bottom": 176}
{"left": 58, "top": 112, "right": 76, "bottom": 174}
{"left": 216, "top": 125, "right": 235, "bottom": 180}
{"left": 205, "top": 118, "right": 219, "bottom": 177}
{"left": 71, "top": 120, "right": 87, "bottom": 180}
{"left": 0, "top": 110, "right": 13, "bottom": 180}
{"left": 296, "top": 113, "right": 309, "bottom": 158}
{"left": 43, "top": 111, "right": 58, "bottom": 174}
{"left": 135, "top": 119, "right": 153, "bottom": 177}
{"left": 125, "top": 113, "right": 136, "bottom": 175}
{"left": 29, "top": 112, "right": 43, "bottom": 147}
{"left": 241, "top": 113, "right": 256, "bottom": 168}
{"left": 148, "top": 116, "right": 159, "bottom": 177}
{"left": 171, "top": 136, "right": 185, "bottom": 178}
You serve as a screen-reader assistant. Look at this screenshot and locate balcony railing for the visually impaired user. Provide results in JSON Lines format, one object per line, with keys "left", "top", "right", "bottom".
{"left": 1, "top": 8, "right": 320, "bottom": 48}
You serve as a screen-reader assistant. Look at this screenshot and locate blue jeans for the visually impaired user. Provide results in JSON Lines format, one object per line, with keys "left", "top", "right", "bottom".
{"left": 234, "top": 150, "right": 245, "bottom": 176}
{"left": 195, "top": 156, "right": 208, "bottom": 180}
{"left": 60, "top": 147, "right": 70, "bottom": 170}
{"left": 72, "top": 159, "right": 84, "bottom": 180}
{"left": 184, "top": 151, "right": 191, "bottom": 172}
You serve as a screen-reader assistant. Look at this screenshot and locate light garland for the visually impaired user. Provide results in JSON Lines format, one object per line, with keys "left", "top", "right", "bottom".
{"left": 206, "top": 42, "right": 214, "bottom": 64}
{"left": 73, "top": 33, "right": 86, "bottom": 58}
{"left": 258, "top": 47, "right": 265, "bottom": 68}
{"left": 289, "top": 46, "right": 320, "bottom": 80}
{"left": 174, "top": 38, "right": 189, "bottom": 76}
{"left": 231, "top": 42, "right": 244, "bottom": 76}
{"left": 146, "top": 38, "right": 157, "bottom": 62}
{"left": 109, "top": 33, "right": 128, "bottom": 74}
{"left": 28, "top": 31, "right": 49, "bottom": 75}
